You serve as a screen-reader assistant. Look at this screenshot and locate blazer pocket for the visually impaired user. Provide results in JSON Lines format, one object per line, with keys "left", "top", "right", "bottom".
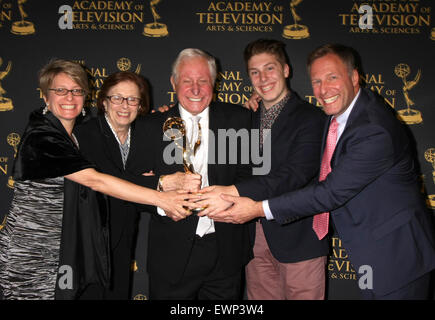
{"left": 372, "top": 209, "right": 412, "bottom": 240}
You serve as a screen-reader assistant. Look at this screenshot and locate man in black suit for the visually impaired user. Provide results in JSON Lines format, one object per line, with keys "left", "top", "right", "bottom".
{"left": 135, "top": 48, "right": 252, "bottom": 299}
{"left": 198, "top": 39, "right": 329, "bottom": 299}
{"left": 212, "top": 43, "right": 435, "bottom": 299}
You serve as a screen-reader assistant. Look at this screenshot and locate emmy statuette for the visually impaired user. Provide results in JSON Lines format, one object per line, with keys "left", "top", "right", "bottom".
{"left": 163, "top": 117, "right": 205, "bottom": 214}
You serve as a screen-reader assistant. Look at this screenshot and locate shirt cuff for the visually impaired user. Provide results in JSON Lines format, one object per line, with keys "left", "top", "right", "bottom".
{"left": 157, "top": 207, "right": 167, "bottom": 216}
{"left": 262, "top": 200, "right": 274, "bottom": 220}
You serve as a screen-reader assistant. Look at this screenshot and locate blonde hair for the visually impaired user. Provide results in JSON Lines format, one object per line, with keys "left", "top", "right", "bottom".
{"left": 39, "top": 59, "right": 89, "bottom": 97}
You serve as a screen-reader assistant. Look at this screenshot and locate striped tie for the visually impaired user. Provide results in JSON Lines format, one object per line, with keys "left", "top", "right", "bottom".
{"left": 313, "top": 118, "right": 339, "bottom": 240}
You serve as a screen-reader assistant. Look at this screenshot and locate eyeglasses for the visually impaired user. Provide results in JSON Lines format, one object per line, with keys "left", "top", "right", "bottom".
{"left": 49, "top": 88, "right": 86, "bottom": 96}
{"left": 106, "top": 95, "right": 141, "bottom": 106}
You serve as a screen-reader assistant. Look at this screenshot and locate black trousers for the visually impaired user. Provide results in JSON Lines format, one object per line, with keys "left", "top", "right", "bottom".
{"left": 150, "top": 233, "right": 243, "bottom": 300}
{"left": 78, "top": 233, "right": 136, "bottom": 300}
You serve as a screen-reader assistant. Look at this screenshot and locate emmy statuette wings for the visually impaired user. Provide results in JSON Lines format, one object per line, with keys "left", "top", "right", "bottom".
{"left": 163, "top": 117, "right": 201, "bottom": 174}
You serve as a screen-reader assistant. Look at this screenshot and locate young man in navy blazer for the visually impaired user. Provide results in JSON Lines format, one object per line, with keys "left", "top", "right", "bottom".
{"left": 198, "top": 39, "right": 329, "bottom": 299}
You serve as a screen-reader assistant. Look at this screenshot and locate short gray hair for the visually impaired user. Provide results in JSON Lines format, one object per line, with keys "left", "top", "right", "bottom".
{"left": 171, "top": 48, "right": 217, "bottom": 84}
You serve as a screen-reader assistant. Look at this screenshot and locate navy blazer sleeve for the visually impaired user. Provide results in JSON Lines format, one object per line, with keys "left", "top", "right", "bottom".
{"left": 269, "top": 122, "right": 395, "bottom": 224}
{"left": 236, "top": 105, "right": 324, "bottom": 201}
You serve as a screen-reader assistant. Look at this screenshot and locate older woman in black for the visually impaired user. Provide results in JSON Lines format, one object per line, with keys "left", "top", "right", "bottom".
{"left": 75, "top": 71, "right": 156, "bottom": 299}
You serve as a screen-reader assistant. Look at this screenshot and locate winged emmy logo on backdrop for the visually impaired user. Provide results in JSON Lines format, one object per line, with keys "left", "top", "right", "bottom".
{"left": 394, "top": 63, "right": 423, "bottom": 124}
{"left": 10, "top": 0, "right": 35, "bottom": 35}
{"left": 143, "top": 0, "right": 168, "bottom": 37}
{"left": 282, "top": 0, "right": 309, "bottom": 39}
{"left": 0, "top": 58, "right": 13, "bottom": 112}
{"left": 6, "top": 132, "right": 19, "bottom": 189}
{"left": 424, "top": 148, "right": 435, "bottom": 209}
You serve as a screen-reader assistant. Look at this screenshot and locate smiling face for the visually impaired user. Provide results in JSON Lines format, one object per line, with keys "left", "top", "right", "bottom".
{"left": 310, "top": 53, "right": 360, "bottom": 117}
{"left": 43, "top": 72, "right": 84, "bottom": 130}
{"left": 247, "top": 52, "right": 289, "bottom": 109}
{"left": 171, "top": 56, "right": 214, "bottom": 115}
{"left": 103, "top": 80, "right": 140, "bottom": 132}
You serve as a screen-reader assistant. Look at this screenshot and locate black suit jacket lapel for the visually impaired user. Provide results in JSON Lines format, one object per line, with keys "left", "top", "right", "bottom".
{"left": 97, "top": 115, "right": 125, "bottom": 171}
{"left": 269, "top": 93, "right": 299, "bottom": 143}
{"left": 320, "top": 114, "right": 332, "bottom": 165}
{"left": 330, "top": 89, "right": 368, "bottom": 166}
{"left": 341, "top": 89, "right": 368, "bottom": 134}
{"left": 125, "top": 120, "right": 137, "bottom": 169}
{"left": 334, "top": 89, "right": 368, "bottom": 155}
{"left": 252, "top": 107, "right": 261, "bottom": 130}
{"left": 208, "top": 103, "right": 220, "bottom": 186}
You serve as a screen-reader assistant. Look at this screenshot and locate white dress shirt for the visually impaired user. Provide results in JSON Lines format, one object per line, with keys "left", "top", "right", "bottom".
{"left": 158, "top": 104, "right": 215, "bottom": 236}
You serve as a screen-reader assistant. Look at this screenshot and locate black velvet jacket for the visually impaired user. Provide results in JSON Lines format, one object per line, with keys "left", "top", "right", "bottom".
{"left": 13, "top": 108, "right": 111, "bottom": 299}
{"left": 13, "top": 108, "right": 92, "bottom": 181}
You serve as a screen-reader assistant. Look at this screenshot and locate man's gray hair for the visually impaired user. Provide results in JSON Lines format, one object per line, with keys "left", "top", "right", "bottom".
{"left": 171, "top": 48, "right": 217, "bottom": 84}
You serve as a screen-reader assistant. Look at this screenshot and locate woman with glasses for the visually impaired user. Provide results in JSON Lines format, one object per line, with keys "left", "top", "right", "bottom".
{"left": 74, "top": 71, "right": 156, "bottom": 299}
{"left": 0, "top": 60, "right": 196, "bottom": 300}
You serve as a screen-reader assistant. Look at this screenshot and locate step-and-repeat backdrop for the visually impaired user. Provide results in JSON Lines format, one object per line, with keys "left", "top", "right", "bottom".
{"left": 0, "top": 0, "right": 434, "bottom": 300}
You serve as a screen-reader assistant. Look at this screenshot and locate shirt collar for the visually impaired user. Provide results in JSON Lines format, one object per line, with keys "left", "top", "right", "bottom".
{"left": 333, "top": 89, "right": 361, "bottom": 127}
{"left": 178, "top": 104, "right": 209, "bottom": 123}
{"left": 260, "top": 91, "right": 291, "bottom": 114}
{"left": 332, "top": 89, "right": 361, "bottom": 141}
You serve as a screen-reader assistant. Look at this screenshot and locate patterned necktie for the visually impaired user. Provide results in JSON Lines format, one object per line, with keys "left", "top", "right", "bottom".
{"left": 189, "top": 116, "right": 212, "bottom": 237}
{"left": 313, "top": 117, "right": 339, "bottom": 240}
{"left": 189, "top": 116, "right": 201, "bottom": 173}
